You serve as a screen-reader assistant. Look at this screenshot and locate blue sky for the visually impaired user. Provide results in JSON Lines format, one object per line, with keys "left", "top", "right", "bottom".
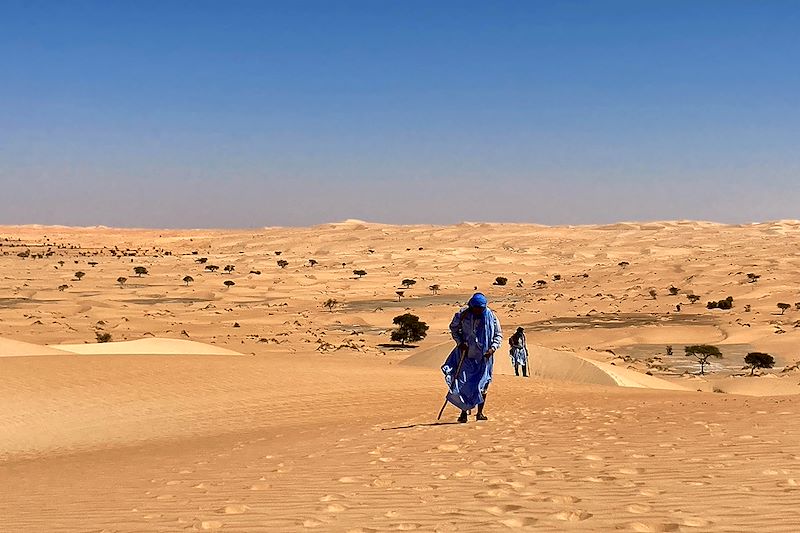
{"left": 1, "top": 1, "right": 798, "bottom": 227}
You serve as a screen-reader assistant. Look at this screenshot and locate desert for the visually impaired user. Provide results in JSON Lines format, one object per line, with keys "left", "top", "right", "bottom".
{"left": 2, "top": 221, "right": 800, "bottom": 531}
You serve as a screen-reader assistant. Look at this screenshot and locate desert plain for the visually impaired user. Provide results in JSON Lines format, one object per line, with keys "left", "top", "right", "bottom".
{"left": 1, "top": 220, "right": 800, "bottom": 532}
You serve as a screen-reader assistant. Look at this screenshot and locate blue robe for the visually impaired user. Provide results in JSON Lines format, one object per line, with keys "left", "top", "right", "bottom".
{"left": 441, "top": 307, "right": 502, "bottom": 411}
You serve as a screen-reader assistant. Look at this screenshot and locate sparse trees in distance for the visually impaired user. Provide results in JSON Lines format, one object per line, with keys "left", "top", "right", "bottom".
{"left": 429, "top": 284, "right": 440, "bottom": 295}
{"left": 224, "top": 280, "right": 235, "bottom": 288}
{"left": 401, "top": 279, "right": 416, "bottom": 288}
{"left": 195, "top": 257, "right": 208, "bottom": 264}
{"left": 777, "top": 303, "right": 790, "bottom": 315}
{"left": 223, "top": 265, "right": 235, "bottom": 273}
{"left": 687, "top": 294, "right": 701, "bottom": 304}
{"left": 684, "top": 344, "right": 723, "bottom": 375}
{"left": 494, "top": 276, "right": 508, "bottom": 286}
{"left": 390, "top": 313, "right": 429, "bottom": 346}
{"left": 74, "top": 271, "right": 85, "bottom": 281}
{"left": 668, "top": 286, "right": 680, "bottom": 296}
{"left": 308, "top": 259, "right": 318, "bottom": 267}
{"left": 353, "top": 269, "right": 367, "bottom": 278}
{"left": 744, "top": 352, "right": 775, "bottom": 376}
{"left": 396, "top": 290, "right": 404, "bottom": 301}
{"left": 707, "top": 296, "right": 733, "bottom": 310}
{"left": 205, "top": 265, "right": 219, "bottom": 272}
{"left": 96, "top": 332, "right": 112, "bottom": 343}
{"left": 746, "top": 273, "right": 760, "bottom": 283}
{"left": 58, "top": 284, "right": 69, "bottom": 291}
{"left": 133, "top": 266, "right": 148, "bottom": 277}
{"left": 323, "top": 298, "right": 337, "bottom": 312}
{"left": 277, "top": 260, "right": 289, "bottom": 269}
{"left": 183, "top": 275, "right": 194, "bottom": 286}
{"left": 117, "top": 277, "right": 127, "bottom": 288}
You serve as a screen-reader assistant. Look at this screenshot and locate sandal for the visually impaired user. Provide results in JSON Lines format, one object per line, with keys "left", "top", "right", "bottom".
{"left": 476, "top": 413, "right": 488, "bottom": 421}
{"left": 458, "top": 411, "right": 468, "bottom": 423}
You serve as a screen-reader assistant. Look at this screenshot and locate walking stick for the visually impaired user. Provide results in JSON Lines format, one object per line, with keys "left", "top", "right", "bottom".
{"left": 437, "top": 344, "right": 467, "bottom": 420}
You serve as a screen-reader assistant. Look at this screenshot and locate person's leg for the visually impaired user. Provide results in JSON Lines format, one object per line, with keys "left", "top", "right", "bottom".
{"left": 458, "top": 410, "right": 468, "bottom": 423}
{"left": 476, "top": 389, "right": 488, "bottom": 420}
{"left": 522, "top": 364, "right": 528, "bottom": 377}
{"left": 514, "top": 362, "right": 520, "bottom": 376}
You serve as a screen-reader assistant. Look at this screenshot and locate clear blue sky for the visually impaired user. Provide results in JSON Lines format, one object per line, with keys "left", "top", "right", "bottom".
{"left": 1, "top": 1, "right": 798, "bottom": 227}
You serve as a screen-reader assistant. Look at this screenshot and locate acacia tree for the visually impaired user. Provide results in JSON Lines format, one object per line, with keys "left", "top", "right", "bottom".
{"left": 323, "top": 298, "right": 337, "bottom": 312}
{"left": 117, "top": 276, "right": 127, "bottom": 288}
{"left": 183, "top": 275, "right": 194, "bottom": 286}
{"left": 223, "top": 265, "right": 235, "bottom": 273}
{"left": 133, "top": 266, "right": 148, "bottom": 277}
{"left": 687, "top": 294, "right": 701, "bottom": 304}
{"left": 401, "top": 279, "right": 416, "bottom": 288}
{"left": 777, "top": 303, "right": 791, "bottom": 315}
{"left": 308, "top": 259, "right": 318, "bottom": 267}
{"left": 494, "top": 276, "right": 508, "bottom": 286}
{"left": 390, "top": 313, "right": 429, "bottom": 346}
{"left": 224, "top": 280, "right": 235, "bottom": 288}
{"left": 396, "top": 290, "right": 404, "bottom": 302}
{"left": 74, "top": 271, "right": 85, "bottom": 281}
{"left": 353, "top": 269, "right": 367, "bottom": 278}
{"left": 744, "top": 352, "right": 775, "bottom": 376}
{"left": 429, "top": 284, "right": 440, "bottom": 295}
{"left": 684, "top": 344, "right": 723, "bottom": 375}
{"left": 277, "top": 260, "right": 289, "bottom": 269}
{"left": 205, "top": 265, "right": 220, "bottom": 272}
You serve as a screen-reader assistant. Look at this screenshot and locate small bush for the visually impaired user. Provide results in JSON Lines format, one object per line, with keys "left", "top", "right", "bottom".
{"left": 494, "top": 276, "right": 508, "bottom": 286}
{"left": 96, "top": 332, "right": 112, "bottom": 343}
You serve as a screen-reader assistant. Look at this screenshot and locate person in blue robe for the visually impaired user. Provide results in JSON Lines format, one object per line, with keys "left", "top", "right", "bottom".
{"left": 509, "top": 327, "right": 529, "bottom": 377}
{"left": 441, "top": 293, "right": 503, "bottom": 423}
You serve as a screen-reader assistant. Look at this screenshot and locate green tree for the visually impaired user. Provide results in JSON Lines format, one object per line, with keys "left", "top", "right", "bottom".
{"left": 117, "top": 276, "right": 127, "bottom": 288}
{"left": 744, "top": 352, "right": 775, "bottom": 376}
{"left": 401, "top": 279, "right": 416, "bottom": 288}
{"left": 74, "top": 271, "right": 85, "bottom": 281}
{"left": 133, "top": 266, "right": 148, "bottom": 277}
{"left": 224, "top": 280, "right": 235, "bottom": 288}
{"left": 183, "top": 275, "right": 194, "bottom": 286}
{"left": 777, "top": 303, "right": 790, "bottom": 315}
{"left": 390, "top": 313, "right": 429, "bottom": 346}
{"left": 206, "top": 264, "right": 220, "bottom": 272}
{"left": 353, "top": 269, "right": 367, "bottom": 278}
{"left": 684, "top": 344, "right": 723, "bottom": 375}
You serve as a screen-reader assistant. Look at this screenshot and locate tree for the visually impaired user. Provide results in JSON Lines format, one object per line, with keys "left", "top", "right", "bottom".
{"left": 133, "top": 266, "right": 148, "bottom": 277}
{"left": 777, "top": 303, "right": 791, "bottom": 315}
{"left": 553, "top": 274, "right": 562, "bottom": 281}
{"left": 308, "top": 259, "right": 318, "bottom": 267}
{"left": 649, "top": 289, "right": 657, "bottom": 299}
{"left": 353, "top": 269, "right": 367, "bottom": 278}
{"left": 223, "top": 264, "right": 235, "bottom": 273}
{"left": 224, "top": 280, "right": 235, "bottom": 288}
{"left": 195, "top": 257, "right": 208, "bottom": 264}
{"left": 205, "top": 264, "right": 220, "bottom": 272}
{"left": 535, "top": 279, "right": 547, "bottom": 288}
{"left": 618, "top": 261, "right": 630, "bottom": 268}
{"left": 96, "top": 331, "right": 112, "bottom": 343}
{"left": 117, "top": 276, "right": 127, "bottom": 288}
{"left": 796, "top": 302, "right": 800, "bottom": 311}
{"left": 88, "top": 261, "right": 98, "bottom": 267}
{"left": 746, "top": 273, "right": 760, "bottom": 283}
{"left": 401, "top": 279, "right": 416, "bottom": 288}
{"left": 74, "top": 271, "right": 85, "bottom": 281}
{"left": 429, "top": 284, "right": 440, "bottom": 295}
{"left": 494, "top": 276, "right": 508, "bottom": 286}
{"left": 744, "top": 352, "right": 775, "bottom": 376}
{"left": 277, "top": 260, "right": 289, "bottom": 269}
{"left": 669, "top": 286, "right": 680, "bottom": 296}
{"left": 323, "top": 298, "right": 337, "bottom": 312}
{"left": 390, "top": 313, "right": 429, "bottom": 346}
{"left": 396, "top": 290, "right": 404, "bottom": 302}
{"left": 687, "top": 294, "right": 701, "bottom": 304}
{"left": 183, "top": 275, "right": 194, "bottom": 286}
{"left": 58, "top": 284, "right": 69, "bottom": 291}
{"left": 684, "top": 344, "right": 723, "bottom": 375}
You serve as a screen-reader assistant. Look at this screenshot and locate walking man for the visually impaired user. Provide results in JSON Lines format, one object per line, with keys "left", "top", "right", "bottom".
{"left": 509, "top": 327, "right": 529, "bottom": 377}
{"left": 441, "top": 293, "right": 503, "bottom": 423}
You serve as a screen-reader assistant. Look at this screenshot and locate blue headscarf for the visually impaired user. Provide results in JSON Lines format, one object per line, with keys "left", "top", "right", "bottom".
{"left": 466, "top": 293, "right": 492, "bottom": 354}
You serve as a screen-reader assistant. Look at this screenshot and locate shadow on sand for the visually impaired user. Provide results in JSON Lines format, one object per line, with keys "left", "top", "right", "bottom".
{"left": 381, "top": 421, "right": 461, "bottom": 431}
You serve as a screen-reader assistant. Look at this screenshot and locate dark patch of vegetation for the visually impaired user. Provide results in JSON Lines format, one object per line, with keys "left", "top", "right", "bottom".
{"left": 684, "top": 344, "right": 723, "bottom": 375}
{"left": 494, "top": 276, "right": 508, "bottom": 286}
{"left": 390, "top": 313, "right": 429, "bottom": 346}
{"left": 744, "top": 352, "right": 775, "bottom": 375}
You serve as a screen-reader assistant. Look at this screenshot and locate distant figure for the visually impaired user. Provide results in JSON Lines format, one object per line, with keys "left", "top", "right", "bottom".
{"left": 441, "top": 293, "right": 503, "bottom": 423}
{"left": 509, "top": 327, "right": 529, "bottom": 377}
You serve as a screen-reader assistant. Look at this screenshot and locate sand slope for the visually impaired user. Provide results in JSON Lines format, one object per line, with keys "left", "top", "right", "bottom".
{"left": 50, "top": 337, "right": 244, "bottom": 356}
{"left": 0, "top": 336, "right": 71, "bottom": 357}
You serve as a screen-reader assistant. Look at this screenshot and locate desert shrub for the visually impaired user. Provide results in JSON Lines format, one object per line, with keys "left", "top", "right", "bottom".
{"left": 96, "top": 332, "right": 112, "bottom": 343}
{"left": 323, "top": 298, "right": 337, "bottom": 312}
{"left": 183, "top": 275, "right": 194, "bottom": 286}
{"left": 669, "top": 286, "right": 680, "bottom": 296}
{"left": 195, "top": 257, "right": 208, "bottom": 264}
{"left": 666, "top": 345, "right": 673, "bottom": 356}
{"left": 58, "top": 284, "right": 69, "bottom": 291}
{"left": 308, "top": 259, "right": 318, "bottom": 267}
{"left": 552, "top": 274, "right": 561, "bottom": 281}
{"left": 649, "top": 289, "right": 657, "bottom": 299}
{"left": 777, "top": 303, "right": 791, "bottom": 314}
{"left": 708, "top": 296, "right": 733, "bottom": 310}
{"left": 494, "top": 276, "right": 508, "bottom": 286}
{"left": 390, "top": 313, "right": 429, "bottom": 345}
{"left": 353, "top": 269, "right": 367, "bottom": 278}
{"left": 684, "top": 344, "right": 723, "bottom": 375}
{"left": 687, "top": 294, "right": 701, "bottom": 304}
{"left": 746, "top": 273, "right": 760, "bottom": 283}
{"left": 205, "top": 264, "right": 219, "bottom": 272}
{"left": 117, "top": 277, "right": 127, "bottom": 287}
{"left": 744, "top": 352, "right": 775, "bottom": 375}
{"left": 74, "top": 271, "right": 85, "bottom": 281}
{"left": 133, "top": 266, "right": 148, "bottom": 277}
{"left": 429, "top": 284, "right": 440, "bottom": 295}
{"left": 277, "top": 260, "right": 289, "bottom": 268}
{"left": 249, "top": 270, "right": 261, "bottom": 275}
{"left": 223, "top": 265, "right": 235, "bottom": 273}
{"left": 618, "top": 261, "right": 629, "bottom": 267}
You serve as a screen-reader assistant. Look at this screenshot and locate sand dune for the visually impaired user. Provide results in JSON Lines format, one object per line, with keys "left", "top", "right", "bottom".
{"left": 2, "top": 221, "right": 800, "bottom": 531}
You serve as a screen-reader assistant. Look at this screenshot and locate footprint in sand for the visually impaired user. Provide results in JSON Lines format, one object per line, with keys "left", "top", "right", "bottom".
{"left": 549, "top": 510, "right": 592, "bottom": 521}
{"left": 625, "top": 521, "right": 678, "bottom": 532}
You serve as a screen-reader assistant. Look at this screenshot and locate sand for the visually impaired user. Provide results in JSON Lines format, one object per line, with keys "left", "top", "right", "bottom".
{"left": 2, "top": 221, "right": 800, "bottom": 531}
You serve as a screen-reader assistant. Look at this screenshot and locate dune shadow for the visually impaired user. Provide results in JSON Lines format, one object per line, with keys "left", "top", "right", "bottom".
{"left": 381, "top": 421, "right": 460, "bottom": 431}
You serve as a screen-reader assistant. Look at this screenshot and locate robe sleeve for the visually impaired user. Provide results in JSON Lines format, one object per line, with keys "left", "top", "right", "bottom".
{"left": 449, "top": 311, "right": 464, "bottom": 344}
{"left": 489, "top": 311, "right": 503, "bottom": 352}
